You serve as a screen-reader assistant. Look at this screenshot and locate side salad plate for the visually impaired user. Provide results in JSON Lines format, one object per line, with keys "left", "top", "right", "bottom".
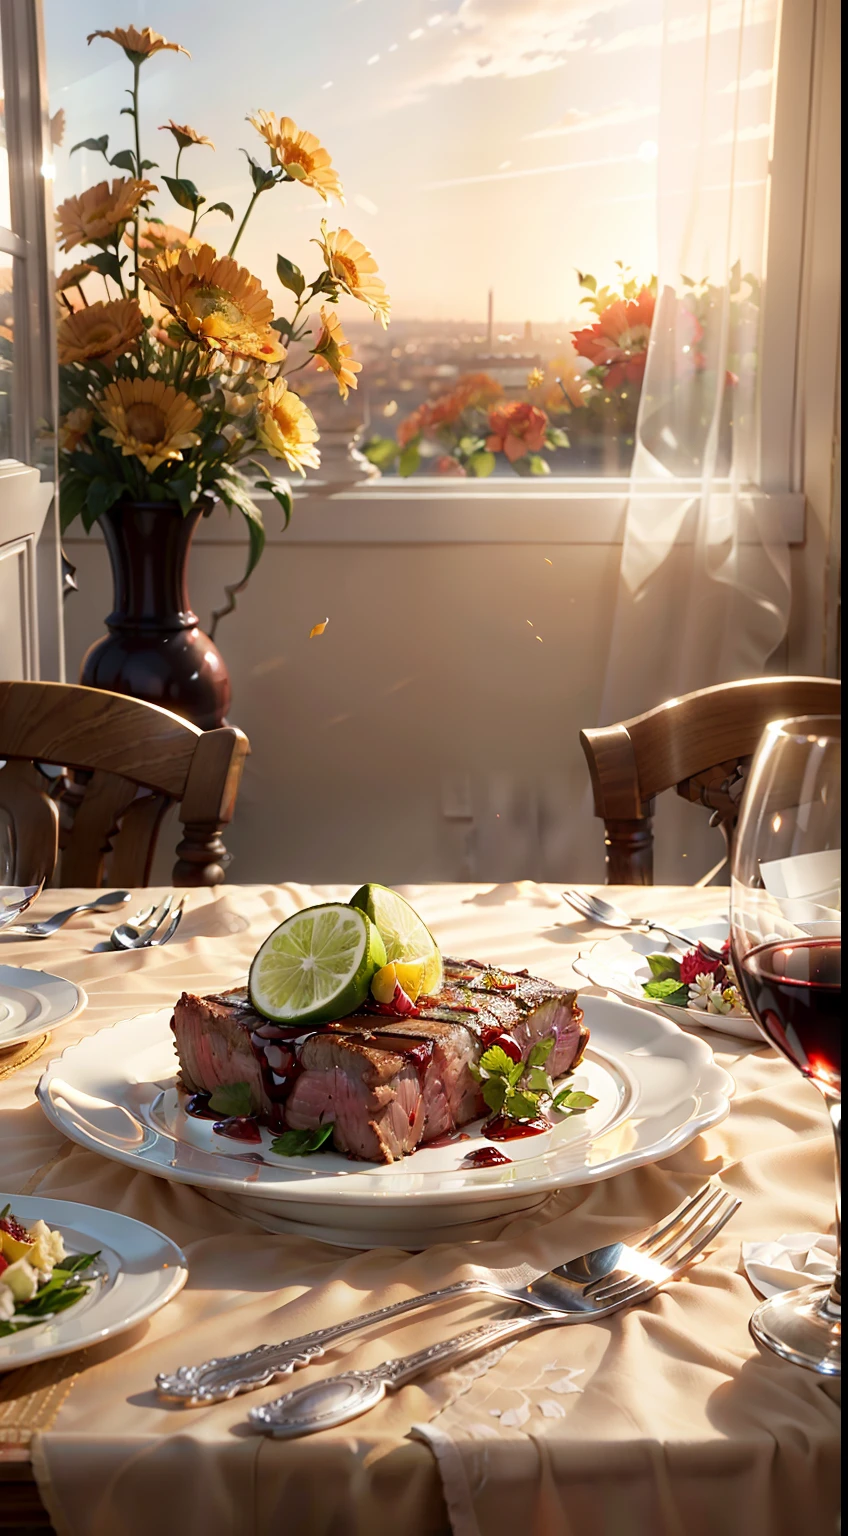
{"left": 574, "top": 922, "right": 762, "bottom": 1044}
{"left": 0, "top": 1194, "right": 187, "bottom": 1370}
{"left": 0, "top": 964, "right": 88, "bottom": 1051}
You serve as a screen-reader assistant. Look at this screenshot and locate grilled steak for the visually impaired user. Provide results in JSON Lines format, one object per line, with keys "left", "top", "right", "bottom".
{"left": 171, "top": 957, "right": 587, "bottom": 1163}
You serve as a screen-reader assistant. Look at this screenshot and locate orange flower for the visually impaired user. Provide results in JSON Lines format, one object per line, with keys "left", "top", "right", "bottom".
{"left": 56, "top": 262, "right": 96, "bottom": 295}
{"left": 572, "top": 288, "right": 657, "bottom": 390}
{"left": 58, "top": 408, "right": 94, "bottom": 454}
{"left": 87, "top": 27, "right": 189, "bottom": 62}
{"left": 57, "top": 298, "right": 145, "bottom": 366}
{"left": 315, "top": 221, "right": 390, "bottom": 327}
{"left": 397, "top": 403, "right": 429, "bottom": 448}
{"left": 312, "top": 307, "right": 361, "bottom": 399}
{"left": 126, "top": 220, "right": 200, "bottom": 255}
{"left": 435, "top": 455, "right": 467, "bottom": 477}
{"left": 249, "top": 112, "right": 343, "bottom": 202}
{"left": 159, "top": 121, "right": 214, "bottom": 150}
{"left": 140, "top": 243, "right": 286, "bottom": 363}
{"left": 486, "top": 400, "right": 548, "bottom": 462}
{"left": 56, "top": 178, "right": 156, "bottom": 253}
{"left": 452, "top": 372, "right": 503, "bottom": 410}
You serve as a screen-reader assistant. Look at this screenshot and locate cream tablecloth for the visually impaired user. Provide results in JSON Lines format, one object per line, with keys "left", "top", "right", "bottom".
{"left": 0, "top": 883, "right": 840, "bottom": 1536}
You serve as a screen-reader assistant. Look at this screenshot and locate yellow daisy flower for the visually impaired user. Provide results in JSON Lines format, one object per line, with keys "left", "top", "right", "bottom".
{"left": 125, "top": 220, "right": 200, "bottom": 256}
{"left": 315, "top": 221, "right": 390, "bottom": 328}
{"left": 139, "top": 243, "right": 286, "bottom": 363}
{"left": 248, "top": 111, "right": 343, "bottom": 203}
{"left": 57, "top": 298, "right": 145, "bottom": 366}
{"left": 56, "top": 178, "right": 156, "bottom": 253}
{"left": 87, "top": 27, "right": 189, "bottom": 62}
{"left": 312, "top": 307, "right": 362, "bottom": 400}
{"left": 58, "top": 408, "right": 94, "bottom": 454}
{"left": 159, "top": 121, "right": 214, "bottom": 150}
{"left": 256, "top": 379, "right": 320, "bottom": 475}
{"left": 98, "top": 377, "right": 202, "bottom": 472}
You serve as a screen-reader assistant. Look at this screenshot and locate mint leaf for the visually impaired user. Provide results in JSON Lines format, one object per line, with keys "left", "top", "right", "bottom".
{"left": 527, "top": 1036, "right": 555, "bottom": 1069}
{"left": 646, "top": 954, "right": 681, "bottom": 981}
{"left": 526, "top": 1066, "right": 552, "bottom": 1093}
{"left": 482, "top": 1077, "right": 508, "bottom": 1115}
{"left": 507, "top": 1090, "right": 542, "bottom": 1120}
{"left": 207, "top": 1081, "right": 253, "bottom": 1118}
{"left": 643, "top": 978, "right": 689, "bottom": 1005}
{"left": 478, "top": 1045, "right": 515, "bottom": 1079}
{"left": 270, "top": 1123, "right": 335, "bottom": 1157}
{"left": 507, "top": 1060, "right": 525, "bottom": 1089}
{"left": 551, "top": 1088, "right": 597, "bottom": 1113}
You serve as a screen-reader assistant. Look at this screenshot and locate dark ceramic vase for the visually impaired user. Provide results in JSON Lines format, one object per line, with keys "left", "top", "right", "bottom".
{"left": 79, "top": 499, "right": 231, "bottom": 731}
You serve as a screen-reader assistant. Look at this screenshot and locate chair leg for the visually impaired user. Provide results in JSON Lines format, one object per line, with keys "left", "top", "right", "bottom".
{"left": 603, "top": 817, "right": 654, "bottom": 885}
{"left": 173, "top": 823, "right": 229, "bottom": 886}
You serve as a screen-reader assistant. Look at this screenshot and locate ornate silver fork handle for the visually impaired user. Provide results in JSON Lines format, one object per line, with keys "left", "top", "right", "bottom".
{"left": 248, "top": 1314, "right": 544, "bottom": 1438}
{"left": 155, "top": 1279, "right": 487, "bottom": 1405}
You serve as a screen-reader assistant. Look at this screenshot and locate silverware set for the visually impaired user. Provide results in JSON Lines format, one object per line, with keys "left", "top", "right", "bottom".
{"left": 561, "top": 887, "right": 723, "bottom": 961}
{"left": 156, "top": 1182, "right": 740, "bottom": 1438}
{"left": 7, "top": 889, "right": 186, "bottom": 948}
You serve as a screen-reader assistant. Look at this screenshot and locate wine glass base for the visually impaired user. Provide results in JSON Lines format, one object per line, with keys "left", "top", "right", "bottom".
{"left": 750, "top": 1283, "right": 841, "bottom": 1376}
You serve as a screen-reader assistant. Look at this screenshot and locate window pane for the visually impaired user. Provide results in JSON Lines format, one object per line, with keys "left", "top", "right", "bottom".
{"left": 44, "top": 0, "right": 667, "bottom": 479}
{"left": 0, "top": 18, "right": 11, "bottom": 231}
{"left": 0, "top": 252, "right": 13, "bottom": 457}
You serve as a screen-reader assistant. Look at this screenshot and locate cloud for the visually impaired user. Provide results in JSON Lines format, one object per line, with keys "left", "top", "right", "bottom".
{"left": 401, "top": 0, "right": 628, "bottom": 92}
{"left": 525, "top": 102, "right": 658, "bottom": 140}
{"left": 423, "top": 149, "right": 643, "bottom": 191}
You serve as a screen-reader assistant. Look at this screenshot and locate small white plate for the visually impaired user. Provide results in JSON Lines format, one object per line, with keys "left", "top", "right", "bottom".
{"left": 0, "top": 1194, "right": 187, "bottom": 1370}
{"left": 36, "top": 994, "right": 734, "bottom": 1248}
{"left": 0, "top": 965, "right": 87, "bottom": 1049}
{"left": 575, "top": 921, "right": 763, "bottom": 1044}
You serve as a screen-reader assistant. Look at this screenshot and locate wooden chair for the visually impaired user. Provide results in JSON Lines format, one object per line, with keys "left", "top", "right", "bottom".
{"left": 0, "top": 681, "right": 249, "bottom": 888}
{"left": 580, "top": 675, "right": 841, "bottom": 885}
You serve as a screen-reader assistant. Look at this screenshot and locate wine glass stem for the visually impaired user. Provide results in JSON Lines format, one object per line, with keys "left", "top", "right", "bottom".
{"left": 823, "top": 1091, "right": 841, "bottom": 1311}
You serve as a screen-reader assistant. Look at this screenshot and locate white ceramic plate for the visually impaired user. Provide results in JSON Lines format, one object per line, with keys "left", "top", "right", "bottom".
{"left": 36, "top": 995, "right": 734, "bottom": 1248}
{"left": 575, "top": 921, "right": 763, "bottom": 1045}
{"left": 0, "top": 1194, "right": 187, "bottom": 1370}
{"left": 0, "top": 964, "right": 88, "bottom": 1049}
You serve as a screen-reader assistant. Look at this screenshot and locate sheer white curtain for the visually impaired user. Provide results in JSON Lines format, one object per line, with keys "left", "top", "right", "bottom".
{"left": 601, "top": 0, "right": 790, "bottom": 743}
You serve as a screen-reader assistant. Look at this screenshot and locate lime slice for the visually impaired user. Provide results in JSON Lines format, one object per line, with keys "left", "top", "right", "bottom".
{"left": 349, "top": 884, "right": 443, "bottom": 997}
{"left": 249, "top": 903, "right": 386, "bottom": 1023}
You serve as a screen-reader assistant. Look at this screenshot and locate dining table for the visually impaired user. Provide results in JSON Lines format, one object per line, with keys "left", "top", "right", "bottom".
{"left": 0, "top": 881, "right": 840, "bottom": 1536}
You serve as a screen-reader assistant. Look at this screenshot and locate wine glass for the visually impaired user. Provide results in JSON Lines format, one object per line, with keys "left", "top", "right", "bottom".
{"left": 731, "top": 715, "right": 841, "bottom": 1376}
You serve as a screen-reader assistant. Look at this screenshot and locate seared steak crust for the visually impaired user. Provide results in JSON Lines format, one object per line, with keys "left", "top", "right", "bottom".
{"left": 172, "top": 957, "right": 588, "bottom": 1163}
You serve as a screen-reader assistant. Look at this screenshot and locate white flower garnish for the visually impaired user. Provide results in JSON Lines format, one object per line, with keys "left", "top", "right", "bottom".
{"left": 688, "top": 972, "right": 716, "bottom": 1006}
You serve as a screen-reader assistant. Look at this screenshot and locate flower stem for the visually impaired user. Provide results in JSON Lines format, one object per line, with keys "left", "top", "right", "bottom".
{"left": 228, "top": 189, "right": 261, "bottom": 257}
{"left": 131, "top": 60, "right": 142, "bottom": 296}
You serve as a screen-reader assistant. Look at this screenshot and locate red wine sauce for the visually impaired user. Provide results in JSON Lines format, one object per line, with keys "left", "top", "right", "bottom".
{"left": 736, "top": 937, "right": 841, "bottom": 1090}
{"left": 213, "top": 1116, "right": 262, "bottom": 1143}
{"left": 461, "top": 1146, "right": 512, "bottom": 1168}
{"left": 484, "top": 1113, "right": 550, "bottom": 1140}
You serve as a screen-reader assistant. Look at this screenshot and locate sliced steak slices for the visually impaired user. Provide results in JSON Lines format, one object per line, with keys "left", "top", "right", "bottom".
{"left": 170, "top": 958, "right": 587, "bottom": 1164}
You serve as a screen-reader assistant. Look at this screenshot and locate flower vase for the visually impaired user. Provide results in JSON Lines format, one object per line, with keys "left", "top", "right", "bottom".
{"left": 79, "top": 498, "right": 231, "bottom": 731}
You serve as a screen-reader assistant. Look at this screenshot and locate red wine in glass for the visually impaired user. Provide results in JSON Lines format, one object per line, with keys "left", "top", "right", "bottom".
{"left": 736, "top": 937, "right": 841, "bottom": 1093}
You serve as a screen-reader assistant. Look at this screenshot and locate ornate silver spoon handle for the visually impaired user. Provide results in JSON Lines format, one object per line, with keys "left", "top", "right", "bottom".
{"left": 248, "top": 1314, "right": 544, "bottom": 1439}
{"left": 155, "top": 1278, "right": 486, "bottom": 1405}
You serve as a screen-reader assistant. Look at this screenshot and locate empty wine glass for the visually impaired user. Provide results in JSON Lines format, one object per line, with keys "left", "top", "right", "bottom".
{"left": 731, "top": 715, "right": 840, "bottom": 1376}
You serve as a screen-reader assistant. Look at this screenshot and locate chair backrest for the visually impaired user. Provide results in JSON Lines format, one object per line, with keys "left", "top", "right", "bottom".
{"left": 580, "top": 675, "right": 842, "bottom": 885}
{"left": 0, "top": 681, "right": 249, "bottom": 887}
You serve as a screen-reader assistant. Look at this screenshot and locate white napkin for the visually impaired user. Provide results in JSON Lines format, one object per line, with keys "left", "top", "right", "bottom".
{"left": 741, "top": 1231, "right": 837, "bottom": 1299}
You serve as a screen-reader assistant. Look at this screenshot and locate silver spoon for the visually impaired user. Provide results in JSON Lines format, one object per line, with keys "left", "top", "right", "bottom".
{"left": 12, "top": 889, "right": 131, "bottom": 939}
{"left": 561, "top": 888, "right": 724, "bottom": 962}
{"left": 110, "top": 896, "right": 174, "bottom": 950}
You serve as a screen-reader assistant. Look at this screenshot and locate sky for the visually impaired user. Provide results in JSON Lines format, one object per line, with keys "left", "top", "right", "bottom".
{"left": 41, "top": 0, "right": 774, "bottom": 327}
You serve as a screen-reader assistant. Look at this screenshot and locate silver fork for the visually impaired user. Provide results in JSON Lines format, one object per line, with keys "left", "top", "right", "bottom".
{"left": 156, "top": 1183, "right": 731, "bottom": 1407}
{"left": 249, "top": 1186, "right": 740, "bottom": 1439}
{"left": 110, "top": 895, "right": 174, "bottom": 950}
{"left": 561, "top": 887, "right": 723, "bottom": 961}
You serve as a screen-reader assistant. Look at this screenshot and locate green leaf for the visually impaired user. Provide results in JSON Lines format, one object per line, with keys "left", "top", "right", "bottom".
{"left": 527, "top": 1035, "right": 555, "bottom": 1070}
{"left": 207, "top": 201, "right": 234, "bottom": 220}
{"left": 85, "top": 478, "right": 123, "bottom": 527}
{"left": 507, "top": 1059, "right": 525, "bottom": 1088}
{"left": 545, "top": 427, "right": 570, "bottom": 449}
{"left": 528, "top": 454, "right": 550, "bottom": 476}
{"left": 361, "top": 436, "right": 398, "bottom": 469}
{"left": 162, "top": 175, "right": 203, "bottom": 213}
{"left": 526, "top": 1066, "right": 552, "bottom": 1093}
{"left": 482, "top": 1076, "right": 508, "bottom": 1115}
{"left": 507, "top": 1091, "right": 542, "bottom": 1120}
{"left": 58, "top": 474, "right": 90, "bottom": 533}
{"left": 478, "top": 1045, "right": 515, "bottom": 1079}
{"left": 576, "top": 270, "right": 597, "bottom": 292}
{"left": 309, "top": 269, "right": 340, "bottom": 300}
{"left": 207, "top": 1081, "right": 253, "bottom": 1117}
{"left": 85, "top": 249, "right": 126, "bottom": 286}
{"left": 646, "top": 953, "right": 681, "bottom": 980}
{"left": 242, "top": 151, "right": 279, "bottom": 194}
{"left": 217, "top": 474, "right": 266, "bottom": 578}
{"left": 276, "top": 254, "right": 306, "bottom": 299}
{"left": 643, "top": 978, "right": 689, "bottom": 1005}
{"left": 71, "top": 135, "right": 109, "bottom": 157}
{"left": 551, "top": 1088, "right": 597, "bottom": 1113}
{"left": 255, "top": 477, "right": 293, "bottom": 531}
{"left": 398, "top": 442, "right": 421, "bottom": 477}
{"left": 466, "top": 450, "right": 496, "bottom": 477}
{"left": 110, "top": 148, "right": 137, "bottom": 174}
{"left": 270, "top": 1123, "right": 335, "bottom": 1157}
